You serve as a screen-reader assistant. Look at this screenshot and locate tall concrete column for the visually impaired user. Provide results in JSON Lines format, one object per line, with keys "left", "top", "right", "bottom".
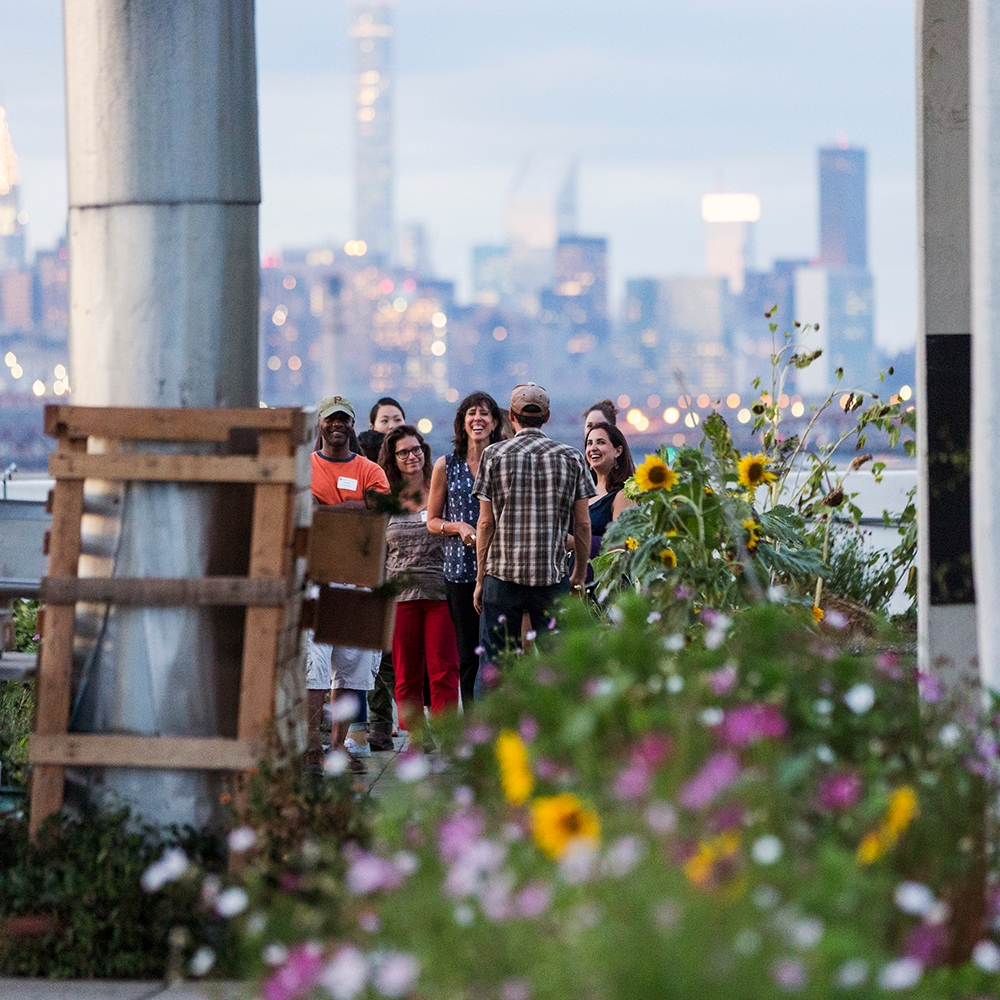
{"left": 62, "top": 0, "right": 260, "bottom": 825}
{"left": 916, "top": 0, "right": 978, "bottom": 685}
{"left": 971, "top": 0, "right": 1000, "bottom": 690}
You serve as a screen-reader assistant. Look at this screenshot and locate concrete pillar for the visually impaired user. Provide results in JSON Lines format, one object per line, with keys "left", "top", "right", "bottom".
{"left": 916, "top": 0, "right": 978, "bottom": 685}
{"left": 62, "top": 0, "right": 260, "bottom": 826}
{"left": 971, "top": 0, "right": 1000, "bottom": 690}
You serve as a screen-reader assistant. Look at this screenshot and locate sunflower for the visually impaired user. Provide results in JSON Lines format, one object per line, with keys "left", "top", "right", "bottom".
{"left": 736, "top": 452, "right": 776, "bottom": 492}
{"left": 635, "top": 454, "right": 678, "bottom": 492}
{"left": 742, "top": 518, "right": 759, "bottom": 552}
{"left": 682, "top": 831, "right": 741, "bottom": 888}
{"left": 660, "top": 547, "right": 677, "bottom": 568}
{"left": 625, "top": 536, "right": 639, "bottom": 551}
{"left": 531, "top": 793, "right": 601, "bottom": 859}
{"left": 495, "top": 730, "right": 534, "bottom": 805}
{"left": 812, "top": 604, "right": 824, "bottom": 623}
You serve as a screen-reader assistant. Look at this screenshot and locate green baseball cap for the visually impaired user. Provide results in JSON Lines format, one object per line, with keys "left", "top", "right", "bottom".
{"left": 317, "top": 395, "right": 355, "bottom": 420}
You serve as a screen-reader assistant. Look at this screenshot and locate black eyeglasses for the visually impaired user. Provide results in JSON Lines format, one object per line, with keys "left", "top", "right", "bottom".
{"left": 395, "top": 445, "right": 423, "bottom": 459}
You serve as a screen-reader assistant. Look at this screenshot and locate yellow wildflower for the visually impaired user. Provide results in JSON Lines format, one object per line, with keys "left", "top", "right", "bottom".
{"left": 813, "top": 605, "right": 824, "bottom": 623}
{"left": 683, "top": 832, "right": 742, "bottom": 889}
{"left": 885, "top": 785, "right": 918, "bottom": 836}
{"left": 495, "top": 730, "right": 534, "bottom": 805}
{"left": 625, "top": 536, "right": 639, "bottom": 551}
{"left": 635, "top": 454, "right": 678, "bottom": 492}
{"left": 856, "top": 831, "right": 888, "bottom": 865}
{"left": 742, "top": 517, "right": 760, "bottom": 552}
{"left": 531, "top": 793, "right": 601, "bottom": 860}
{"left": 737, "top": 452, "right": 776, "bottom": 492}
{"left": 660, "top": 547, "right": 677, "bottom": 568}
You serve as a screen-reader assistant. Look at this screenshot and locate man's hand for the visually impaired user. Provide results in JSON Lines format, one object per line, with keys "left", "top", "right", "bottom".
{"left": 570, "top": 496, "right": 592, "bottom": 594}
{"left": 473, "top": 579, "right": 484, "bottom": 614}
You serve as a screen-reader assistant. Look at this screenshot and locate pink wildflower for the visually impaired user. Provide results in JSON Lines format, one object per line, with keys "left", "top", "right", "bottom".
{"left": 263, "top": 943, "right": 324, "bottom": 1000}
{"left": 372, "top": 952, "right": 420, "bottom": 998}
{"left": 516, "top": 881, "right": 552, "bottom": 918}
{"left": 816, "top": 770, "right": 862, "bottom": 811}
{"left": 707, "top": 663, "right": 738, "bottom": 696}
{"left": 613, "top": 763, "right": 652, "bottom": 801}
{"left": 904, "top": 923, "right": 948, "bottom": 966}
{"left": 678, "top": 751, "right": 741, "bottom": 810}
{"left": 721, "top": 703, "right": 788, "bottom": 747}
{"left": 635, "top": 733, "right": 673, "bottom": 768}
{"left": 519, "top": 716, "right": 539, "bottom": 742}
{"left": 438, "top": 810, "right": 486, "bottom": 864}
{"left": 875, "top": 651, "right": 905, "bottom": 680}
{"left": 917, "top": 670, "right": 943, "bottom": 704}
{"left": 771, "top": 958, "right": 807, "bottom": 991}
{"left": 465, "top": 722, "right": 493, "bottom": 745}
{"left": 478, "top": 662, "right": 502, "bottom": 689}
{"left": 344, "top": 846, "right": 407, "bottom": 895}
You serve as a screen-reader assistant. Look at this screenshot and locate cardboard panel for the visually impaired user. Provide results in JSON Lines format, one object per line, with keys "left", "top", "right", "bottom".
{"left": 313, "top": 585, "right": 396, "bottom": 651}
{"left": 307, "top": 508, "right": 388, "bottom": 587}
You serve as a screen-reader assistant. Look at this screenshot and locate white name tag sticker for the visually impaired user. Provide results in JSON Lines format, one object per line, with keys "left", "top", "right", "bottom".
{"left": 420, "top": 509, "right": 428, "bottom": 522}
{"left": 337, "top": 476, "right": 359, "bottom": 491}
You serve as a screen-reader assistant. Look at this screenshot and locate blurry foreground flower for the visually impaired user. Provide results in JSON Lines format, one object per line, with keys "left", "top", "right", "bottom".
{"left": 683, "top": 831, "right": 741, "bottom": 889}
{"left": 532, "top": 793, "right": 600, "bottom": 860}
{"left": 857, "top": 786, "right": 918, "bottom": 865}
{"left": 635, "top": 454, "right": 678, "bottom": 492}
{"left": 659, "top": 547, "right": 677, "bottom": 568}
{"left": 812, "top": 605, "right": 824, "bottom": 623}
{"left": 625, "top": 536, "right": 639, "bottom": 550}
{"left": 496, "top": 730, "right": 534, "bottom": 805}
{"left": 737, "top": 452, "right": 776, "bottom": 492}
{"left": 678, "top": 751, "right": 741, "bottom": 810}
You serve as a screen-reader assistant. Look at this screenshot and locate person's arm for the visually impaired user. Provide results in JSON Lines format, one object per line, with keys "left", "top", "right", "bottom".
{"left": 611, "top": 491, "right": 634, "bottom": 520}
{"left": 569, "top": 497, "right": 591, "bottom": 592}
{"left": 426, "top": 457, "right": 449, "bottom": 534}
{"left": 473, "top": 498, "right": 496, "bottom": 613}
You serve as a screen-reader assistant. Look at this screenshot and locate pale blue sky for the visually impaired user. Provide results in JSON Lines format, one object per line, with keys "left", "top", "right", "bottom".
{"left": 3, "top": 0, "right": 916, "bottom": 349}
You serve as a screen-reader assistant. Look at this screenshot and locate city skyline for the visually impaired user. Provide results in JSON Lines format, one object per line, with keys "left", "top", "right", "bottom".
{"left": 3, "top": 0, "right": 916, "bottom": 350}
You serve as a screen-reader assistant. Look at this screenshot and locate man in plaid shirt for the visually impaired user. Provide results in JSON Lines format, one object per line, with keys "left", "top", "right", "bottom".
{"left": 472, "top": 383, "right": 594, "bottom": 674}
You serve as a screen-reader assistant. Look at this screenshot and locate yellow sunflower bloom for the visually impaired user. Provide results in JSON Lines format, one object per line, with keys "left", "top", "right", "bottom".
{"left": 812, "top": 605, "right": 824, "bottom": 623}
{"left": 683, "top": 832, "right": 741, "bottom": 888}
{"left": 531, "top": 793, "right": 601, "bottom": 859}
{"left": 660, "top": 547, "right": 677, "bottom": 568}
{"left": 742, "top": 517, "right": 760, "bottom": 552}
{"left": 625, "top": 536, "right": 639, "bottom": 551}
{"left": 856, "top": 830, "right": 888, "bottom": 865}
{"left": 736, "top": 452, "right": 776, "bottom": 491}
{"left": 495, "top": 730, "right": 534, "bottom": 805}
{"left": 635, "top": 454, "right": 678, "bottom": 492}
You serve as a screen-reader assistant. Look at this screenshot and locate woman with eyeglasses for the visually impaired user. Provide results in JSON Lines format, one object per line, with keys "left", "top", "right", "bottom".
{"left": 378, "top": 424, "right": 460, "bottom": 739}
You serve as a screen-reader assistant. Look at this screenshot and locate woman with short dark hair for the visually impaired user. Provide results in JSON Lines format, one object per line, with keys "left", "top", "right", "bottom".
{"left": 427, "top": 391, "right": 503, "bottom": 706}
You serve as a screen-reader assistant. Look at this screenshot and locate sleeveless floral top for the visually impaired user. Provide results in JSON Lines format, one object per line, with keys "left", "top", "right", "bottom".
{"left": 443, "top": 453, "right": 478, "bottom": 584}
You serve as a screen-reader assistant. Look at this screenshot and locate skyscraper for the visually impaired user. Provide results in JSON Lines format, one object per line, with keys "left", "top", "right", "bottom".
{"left": 819, "top": 146, "right": 867, "bottom": 268}
{"left": 350, "top": 1, "right": 394, "bottom": 263}
{"left": 0, "top": 107, "right": 26, "bottom": 273}
{"left": 702, "top": 192, "right": 760, "bottom": 294}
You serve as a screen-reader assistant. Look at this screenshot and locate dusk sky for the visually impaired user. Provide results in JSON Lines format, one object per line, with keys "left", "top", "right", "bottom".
{"left": 3, "top": 0, "right": 916, "bottom": 350}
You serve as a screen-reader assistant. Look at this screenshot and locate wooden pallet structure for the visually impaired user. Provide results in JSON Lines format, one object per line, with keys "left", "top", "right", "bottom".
{"left": 27, "top": 404, "right": 316, "bottom": 836}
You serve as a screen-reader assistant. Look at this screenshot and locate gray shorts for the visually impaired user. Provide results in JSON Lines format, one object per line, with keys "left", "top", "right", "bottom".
{"left": 306, "top": 630, "right": 381, "bottom": 691}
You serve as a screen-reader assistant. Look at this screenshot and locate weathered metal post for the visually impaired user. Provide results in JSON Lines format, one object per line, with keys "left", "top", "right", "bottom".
{"left": 971, "top": 0, "right": 1000, "bottom": 691}
{"left": 916, "top": 0, "right": 978, "bottom": 688}
{"left": 61, "top": 0, "right": 260, "bottom": 825}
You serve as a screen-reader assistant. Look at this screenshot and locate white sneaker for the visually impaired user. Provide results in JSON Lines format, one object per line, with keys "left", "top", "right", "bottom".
{"left": 344, "top": 736, "right": 371, "bottom": 757}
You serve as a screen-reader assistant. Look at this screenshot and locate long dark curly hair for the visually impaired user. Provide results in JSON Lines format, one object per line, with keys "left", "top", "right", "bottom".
{"left": 585, "top": 421, "right": 635, "bottom": 492}
{"left": 378, "top": 424, "right": 433, "bottom": 488}
{"left": 452, "top": 391, "right": 503, "bottom": 459}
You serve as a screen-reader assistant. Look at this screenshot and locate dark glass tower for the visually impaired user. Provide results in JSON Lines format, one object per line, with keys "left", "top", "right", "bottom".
{"left": 819, "top": 146, "right": 867, "bottom": 268}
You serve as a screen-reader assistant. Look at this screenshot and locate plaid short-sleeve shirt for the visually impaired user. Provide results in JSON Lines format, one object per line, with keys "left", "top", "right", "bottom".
{"left": 473, "top": 428, "right": 596, "bottom": 587}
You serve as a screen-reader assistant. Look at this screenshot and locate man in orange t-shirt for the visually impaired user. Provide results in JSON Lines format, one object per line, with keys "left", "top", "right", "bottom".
{"left": 308, "top": 395, "right": 390, "bottom": 767}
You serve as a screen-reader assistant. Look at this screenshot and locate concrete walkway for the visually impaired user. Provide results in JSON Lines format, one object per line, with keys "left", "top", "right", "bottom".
{"left": 0, "top": 982, "right": 250, "bottom": 998}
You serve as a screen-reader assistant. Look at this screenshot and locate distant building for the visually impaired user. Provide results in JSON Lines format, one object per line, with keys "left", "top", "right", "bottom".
{"left": 0, "top": 107, "right": 26, "bottom": 274}
{"left": 819, "top": 145, "right": 867, "bottom": 268}
{"left": 397, "top": 222, "right": 432, "bottom": 276}
{"left": 351, "top": 0, "right": 394, "bottom": 264}
{"left": 702, "top": 192, "right": 760, "bottom": 294}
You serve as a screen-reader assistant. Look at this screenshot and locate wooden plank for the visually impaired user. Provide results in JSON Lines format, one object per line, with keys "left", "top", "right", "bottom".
{"left": 313, "top": 586, "right": 396, "bottom": 651}
{"left": 29, "top": 733, "right": 262, "bottom": 770}
{"left": 238, "top": 430, "right": 294, "bottom": 743}
{"left": 48, "top": 452, "right": 297, "bottom": 484}
{"left": 307, "top": 508, "right": 388, "bottom": 587}
{"left": 45, "top": 404, "right": 304, "bottom": 442}
{"left": 40, "top": 575, "right": 289, "bottom": 607}
{"left": 30, "top": 437, "right": 86, "bottom": 837}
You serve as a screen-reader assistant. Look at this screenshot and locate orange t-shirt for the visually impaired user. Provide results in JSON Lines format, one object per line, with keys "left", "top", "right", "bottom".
{"left": 311, "top": 451, "right": 390, "bottom": 505}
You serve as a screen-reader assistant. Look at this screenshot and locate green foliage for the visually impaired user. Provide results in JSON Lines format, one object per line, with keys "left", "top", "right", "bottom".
{"left": 0, "top": 810, "right": 229, "bottom": 979}
{"left": 228, "top": 599, "right": 1000, "bottom": 998}
{"left": 13, "top": 599, "right": 39, "bottom": 654}
{"left": 0, "top": 679, "right": 32, "bottom": 787}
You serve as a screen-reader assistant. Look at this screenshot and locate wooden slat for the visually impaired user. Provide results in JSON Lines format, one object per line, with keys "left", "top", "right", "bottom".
{"left": 30, "top": 437, "right": 86, "bottom": 837}
{"left": 29, "top": 733, "right": 261, "bottom": 770}
{"left": 40, "top": 575, "right": 289, "bottom": 607}
{"left": 313, "top": 586, "right": 396, "bottom": 651}
{"left": 238, "top": 430, "right": 294, "bottom": 743}
{"left": 49, "top": 452, "right": 297, "bottom": 484}
{"left": 45, "top": 405, "right": 306, "bottom": 443}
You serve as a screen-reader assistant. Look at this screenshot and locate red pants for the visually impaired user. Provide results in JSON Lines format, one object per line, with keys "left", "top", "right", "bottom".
{"left": 392, "top": 599, "right": 459, "bottom": 728}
